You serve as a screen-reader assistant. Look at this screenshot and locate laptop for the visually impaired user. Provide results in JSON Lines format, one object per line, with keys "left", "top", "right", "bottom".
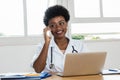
{"left": 56, "top": 52, "right": 107, "bottom": 76}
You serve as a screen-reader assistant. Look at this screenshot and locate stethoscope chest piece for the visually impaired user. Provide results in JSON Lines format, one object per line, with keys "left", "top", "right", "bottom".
{"left": 49, "top": 63, "right": 54, "bottom": 69}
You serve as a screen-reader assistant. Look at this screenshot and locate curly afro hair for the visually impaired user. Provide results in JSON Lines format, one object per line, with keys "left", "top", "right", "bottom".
{"left": 43, "top": 5, "right": 70, "bottom": 26}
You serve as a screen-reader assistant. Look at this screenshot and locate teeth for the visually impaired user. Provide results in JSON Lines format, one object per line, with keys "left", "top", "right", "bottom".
{"left": 57, "top": 31, "right": 62, "bottom": 34}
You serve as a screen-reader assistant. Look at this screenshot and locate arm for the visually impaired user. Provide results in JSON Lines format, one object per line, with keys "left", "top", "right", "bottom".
{"left": 33, "top": 27, "right": 51, "bottom": 73}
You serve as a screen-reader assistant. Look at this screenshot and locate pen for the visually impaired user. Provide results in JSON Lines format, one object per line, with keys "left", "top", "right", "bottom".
{"left": 109, "top": 69, "right": 118, "bottom": 72}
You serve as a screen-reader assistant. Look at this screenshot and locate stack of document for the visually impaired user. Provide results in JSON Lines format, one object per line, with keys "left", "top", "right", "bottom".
{"left": 0, "top": 72, "right": 51, "bottom": 80}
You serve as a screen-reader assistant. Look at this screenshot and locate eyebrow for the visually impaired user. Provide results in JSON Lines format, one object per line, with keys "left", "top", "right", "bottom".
{"left": 49, "top": 20, "right": 65, "bottom": 24}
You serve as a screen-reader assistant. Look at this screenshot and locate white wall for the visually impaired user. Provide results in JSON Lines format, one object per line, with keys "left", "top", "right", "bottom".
{"left": 0, "top": 40, "right": 120, "bottom": 73}
{"left": 0, "top": 45, "right": 37, "bottom": 73}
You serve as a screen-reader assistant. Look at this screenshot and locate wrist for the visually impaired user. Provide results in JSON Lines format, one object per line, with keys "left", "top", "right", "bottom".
{"left": 45, "top": 40, "right": 50, "bottom": 45}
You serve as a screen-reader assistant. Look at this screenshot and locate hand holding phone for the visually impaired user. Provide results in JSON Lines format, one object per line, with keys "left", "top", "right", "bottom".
{"left": 43, "top": 27, "right": 52, "bottom": 42}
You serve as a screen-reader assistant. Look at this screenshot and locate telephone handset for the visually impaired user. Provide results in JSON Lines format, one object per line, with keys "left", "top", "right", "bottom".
{"left": 47, "top": 30, "right": 52, "bottom": 38}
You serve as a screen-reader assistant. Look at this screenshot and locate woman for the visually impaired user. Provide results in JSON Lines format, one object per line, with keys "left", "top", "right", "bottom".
{"left": 32, "top": 5, "right": 87, "bottom": 73}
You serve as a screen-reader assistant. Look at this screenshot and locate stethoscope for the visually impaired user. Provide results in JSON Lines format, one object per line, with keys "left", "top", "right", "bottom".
{"left": 49, "top": 46, "right": 78, "bottom": 69}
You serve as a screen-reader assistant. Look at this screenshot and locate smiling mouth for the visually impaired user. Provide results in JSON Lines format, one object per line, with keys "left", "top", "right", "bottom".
{"left": 56, "top": 30, "right": 63, "bottom": 35}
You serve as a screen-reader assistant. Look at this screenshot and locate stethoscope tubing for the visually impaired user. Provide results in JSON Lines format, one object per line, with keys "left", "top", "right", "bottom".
{"left": 72, "top": 46, "right": 78, "bottom": 53}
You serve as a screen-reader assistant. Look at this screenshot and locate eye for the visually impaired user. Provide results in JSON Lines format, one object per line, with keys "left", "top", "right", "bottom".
{"left": 59, "top": 21, "right": 65, "bottom": 26}
{"left": 49, "top": 24, "right": 56, "bottom": 28}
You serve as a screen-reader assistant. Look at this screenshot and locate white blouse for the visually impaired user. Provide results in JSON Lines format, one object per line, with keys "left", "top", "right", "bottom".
{"left": 31, "top": 37, "right": 87, "bottom": 73}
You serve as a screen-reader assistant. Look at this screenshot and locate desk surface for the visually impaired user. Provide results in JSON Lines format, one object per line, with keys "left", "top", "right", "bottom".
{"left": 44, "top": 74, "right": 120, "bottom": 80}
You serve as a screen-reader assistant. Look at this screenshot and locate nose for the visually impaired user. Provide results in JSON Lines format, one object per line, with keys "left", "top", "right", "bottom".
{"left": 55, "top": 23, "right": 62, "bottom": 29}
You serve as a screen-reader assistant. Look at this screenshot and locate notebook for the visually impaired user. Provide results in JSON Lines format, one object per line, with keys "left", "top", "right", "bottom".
{"left": 56, "top": 52, "right": 107, "bottom": 76}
